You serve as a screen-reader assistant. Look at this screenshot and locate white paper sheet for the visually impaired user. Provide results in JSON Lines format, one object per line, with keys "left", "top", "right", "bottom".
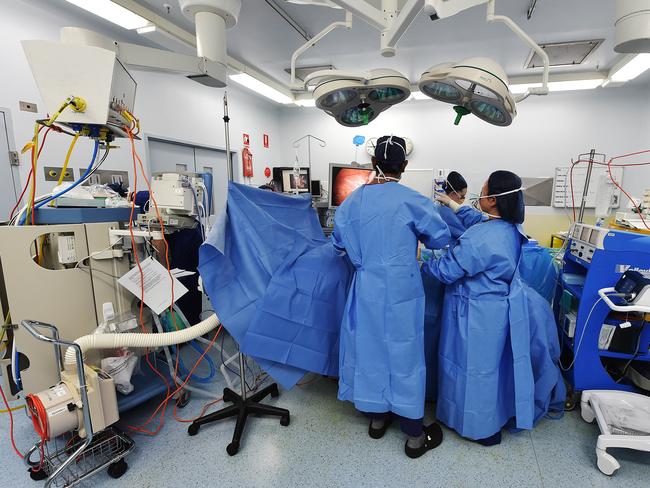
{"left": 118, "top": 257, "right": 188, "bottom": 315}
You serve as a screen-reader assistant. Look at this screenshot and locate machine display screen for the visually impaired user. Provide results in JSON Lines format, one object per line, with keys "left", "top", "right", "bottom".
{"left": 329, "top": 165, "right": 374, "bottom": 207}
{"left": 580, "top": 227, "right": 591, "bottom": 242}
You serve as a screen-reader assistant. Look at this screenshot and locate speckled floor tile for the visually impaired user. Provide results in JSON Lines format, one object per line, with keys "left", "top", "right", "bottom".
{"left": 2, "top": 359, "right": 648, "bottom": 488}
{"left": 530, "top": 409, "right": 650, "bottom": 488}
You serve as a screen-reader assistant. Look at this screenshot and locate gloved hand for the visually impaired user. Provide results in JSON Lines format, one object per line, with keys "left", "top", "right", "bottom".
{"left": 434, "top": 193, "right": 461, "bottom": 212}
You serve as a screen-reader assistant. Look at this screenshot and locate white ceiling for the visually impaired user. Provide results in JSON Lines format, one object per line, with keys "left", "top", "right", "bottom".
{"left": 40, "top": 0, "right": 650, "bottom": 88}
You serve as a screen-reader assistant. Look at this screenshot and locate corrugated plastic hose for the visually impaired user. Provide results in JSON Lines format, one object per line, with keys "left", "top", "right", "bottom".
{"left": 64, "top": 314, "right": 220, "bottom": 367}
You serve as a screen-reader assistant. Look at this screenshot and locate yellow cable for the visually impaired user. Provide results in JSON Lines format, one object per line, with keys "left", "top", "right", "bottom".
{"left": 0, "top": 405, "right": 24, "bottom": 414}
{"left": 25, "top": 123, "right": 40, "bottom": 224}
{"left": 57, "top": 133, "right": 80, "bottom": 186}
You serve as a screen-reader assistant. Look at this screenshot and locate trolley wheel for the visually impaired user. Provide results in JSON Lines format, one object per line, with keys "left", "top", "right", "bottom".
{"left": 597, "top": 449, "right": 620, "bottom": 476}
{"left": 29, "top": 468, "right": 48, "bottom": 481}
{"left": 176, "top": 390, "right": 191, "bottom": 409}
{"left": 280, "top": 414, "right": 290, "bottom": 427}
{"left": 107, "top": 459, "right": 128, "bottom": 479}
{"left": 188, "top": 423, "right": 200, "bottom": 436}
{"left": 226, "top": 441, "right": 240, "bottom": 456}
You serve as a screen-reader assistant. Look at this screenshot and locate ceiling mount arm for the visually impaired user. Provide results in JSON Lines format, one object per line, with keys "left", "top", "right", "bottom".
{"left": 381, "top": 0, "right": 425, "bottom": 57}
{"left": 486, "top": 0, "right": 549, "bottom": 101}
{"left": 290, "top": 11, "right": 353, "bottom": 89}
{"left": 328, "top": 0, "right": 386, "bottom": 30}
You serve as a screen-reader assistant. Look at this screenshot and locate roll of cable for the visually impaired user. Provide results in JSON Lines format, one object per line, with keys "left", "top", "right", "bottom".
{"left": 27, "top": 384, "right": 79, "bottom": 440}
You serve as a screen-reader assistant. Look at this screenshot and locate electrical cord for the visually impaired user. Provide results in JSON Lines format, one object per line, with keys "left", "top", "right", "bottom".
{"left": 615, "top": 318, "right": 647, "bottom": 384}
{"left": 560, "top": 297, "right": 604, "bottom": 372}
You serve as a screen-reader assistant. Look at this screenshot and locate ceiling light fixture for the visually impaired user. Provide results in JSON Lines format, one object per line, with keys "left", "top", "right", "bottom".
{"left": 510, "top": 79, "right": 603, "bottom": 94}
{"left": 62, "top": 0, "right": 150, "bottom": 30}
{"left": 229, "top": 73, "right": 293, "bottom": 104}
{"left": 610, "top": 53, "right": 650, "bottom": 82}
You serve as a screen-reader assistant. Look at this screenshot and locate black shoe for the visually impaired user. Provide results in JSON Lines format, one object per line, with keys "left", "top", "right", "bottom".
{"left": 404, "top": 423, "right": 443, "bottom": 459}
{"left": 368, "top": 417, "right": 393, "bottom": 439}
{"left": 476, "top": 431, "right": 502, "bottom": 446}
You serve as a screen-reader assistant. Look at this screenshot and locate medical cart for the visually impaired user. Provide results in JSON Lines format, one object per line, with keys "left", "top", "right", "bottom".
{"left": 555, "top": 223, "right": 650, "bottom": 406}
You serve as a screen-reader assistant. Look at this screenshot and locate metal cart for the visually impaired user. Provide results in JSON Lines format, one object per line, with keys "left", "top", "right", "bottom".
{"left": 21, "top": 320, "right": 134, "bottom": 488}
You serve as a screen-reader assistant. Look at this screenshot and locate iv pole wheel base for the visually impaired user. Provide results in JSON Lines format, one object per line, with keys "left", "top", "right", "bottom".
{"left": 270, "top": 384, "right": 280, "bottom": 398}
{"left": 29, "top": 468, "right": 48, "bottom": 481}
{"left": 596, "top": 449, "right": 620, "bottom": 476}
{"left": 107, "top": 459, "right": 128, "bottom": 479}
{"left": 226, "top": 441, "right": 240, "bottom": 456}
{"left": 188, "top": 423, "right": 200, "bottom": 436}
{"left": 280, "top": 414, "right": 290, "bottom": 426}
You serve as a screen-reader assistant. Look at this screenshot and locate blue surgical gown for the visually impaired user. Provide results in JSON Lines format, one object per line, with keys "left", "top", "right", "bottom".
{"left": 333, "top": 182, "right": 451, "bottom": 420}
{"left": 423, "top": 219, "right": 538, "bottom": 439}
{"left": 422, "top": 205, "right": 484, "bottom": 400}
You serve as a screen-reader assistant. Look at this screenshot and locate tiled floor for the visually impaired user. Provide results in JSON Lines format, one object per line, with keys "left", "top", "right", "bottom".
{"left": 2, "top": 360, "right": 649, "bottom": 488}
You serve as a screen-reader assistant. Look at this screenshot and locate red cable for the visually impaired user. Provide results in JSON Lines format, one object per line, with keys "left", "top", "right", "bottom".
{"left": 9, "top": 168, "right": 33, "bottom": 221}
{"left": 126, "top": 326, "right": 222, "bottom": 435}
{"left": 606, "top": 151, "right": 650, "bottom": 230}
{"left": 0, "top": 383, "right": 24, "bottom": 460}
{"left": 25, "top": 394, "right": 47, "bottom": 470}
{"left": 124, "top": 128, "right": 172, "bottom": 436}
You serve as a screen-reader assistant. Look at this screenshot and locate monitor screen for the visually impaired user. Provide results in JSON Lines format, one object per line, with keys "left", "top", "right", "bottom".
{"left": 282, "top": 169, "right": 309, "bottom": 193}
{"left": 329, "top": 164, "right": 374, "bottom": 207}
{"left": 580, "top": 227, "right": 591, "bottom": 242}
{"left": 589, "top": 230, "right": 601, "bottom": 246}
{"left": 272, "top": 166, "right": 310, "bottom": 193}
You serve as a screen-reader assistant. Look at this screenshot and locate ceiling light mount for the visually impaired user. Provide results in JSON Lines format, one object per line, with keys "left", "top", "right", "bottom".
{"left": 178, "top": 0, "right": 241, "bottom": 87}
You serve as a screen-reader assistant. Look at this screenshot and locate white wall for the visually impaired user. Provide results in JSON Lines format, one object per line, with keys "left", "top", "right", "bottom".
{"left": 0, "top": 0, "right": 283, "bottom": 209}
{"left": 279, "top": 86, "right": 650, "bottom": 211}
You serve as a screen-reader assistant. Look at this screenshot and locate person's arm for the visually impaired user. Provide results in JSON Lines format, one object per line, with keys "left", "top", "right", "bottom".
{"left": 456, "top": 206, "right": 486, "bottom": 228}
{"left": 422, "top": 232, "right": 486, "bottom": 285}
{"left": 408, "top": 196, "right": 451, "bottom": 250}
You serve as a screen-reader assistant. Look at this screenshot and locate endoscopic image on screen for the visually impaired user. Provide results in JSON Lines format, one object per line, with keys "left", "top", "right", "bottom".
{"left": 331, "top": 166, "right": 374, "bottom": 206}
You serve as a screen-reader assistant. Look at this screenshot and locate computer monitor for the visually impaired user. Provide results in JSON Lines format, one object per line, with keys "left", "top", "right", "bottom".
{"left": 328, "top": 163, "right": 374, "bottom": 208}
{"left": 272, "top": 167, "right": 311, "bottom": 193}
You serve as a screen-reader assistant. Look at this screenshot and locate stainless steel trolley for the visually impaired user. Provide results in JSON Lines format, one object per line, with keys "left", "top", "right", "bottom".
{"left": 21, "top": 320, "right": 134, "bottom": 488}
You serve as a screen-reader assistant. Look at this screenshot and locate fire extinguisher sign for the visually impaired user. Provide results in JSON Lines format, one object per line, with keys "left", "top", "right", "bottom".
{"left": 243, "top": 133, "right": 250, "bottom": 146}
{"left": 263, "top": 134, "right": 269, "bottom": 148}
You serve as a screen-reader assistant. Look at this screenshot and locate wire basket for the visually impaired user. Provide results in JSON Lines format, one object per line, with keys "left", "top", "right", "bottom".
{"left": 36, "top": 427, "right": 134, "bottom": 488}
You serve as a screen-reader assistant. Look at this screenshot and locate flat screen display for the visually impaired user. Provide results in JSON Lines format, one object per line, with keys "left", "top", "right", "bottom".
{"left": 282, "top": 169, "right": 309, "bottom": 193}
{"left": 329, "top": 165, "right": 374, "bottom": 207}
{"left": 589, "top": 230, "right": 601, "bottom": 246}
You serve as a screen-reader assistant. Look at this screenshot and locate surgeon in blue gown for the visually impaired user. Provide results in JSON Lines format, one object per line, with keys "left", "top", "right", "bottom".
{"left": 333, "top": 135, "right": 451, "bottom": 459}
{"left": 423, "top": 170, "right": 564, "bottom": 446}
{"left": 435, "top": 171, "right": 477, "bottom": 242}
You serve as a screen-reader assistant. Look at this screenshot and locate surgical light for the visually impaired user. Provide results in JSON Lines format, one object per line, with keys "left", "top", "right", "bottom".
{"left": 311, "top": 69, "right": 411, "bottom": 127}
{"left": 610, "top": 53, "right": 650, "bottom": 82}
{"left": 229, "top": 73, "right": 293, "bottom": 104}
{"left": 419, "top": 57, "right": 516, "bottom": 126}
{"left": 62, "top": 0, "right": 150, "bottom": 30}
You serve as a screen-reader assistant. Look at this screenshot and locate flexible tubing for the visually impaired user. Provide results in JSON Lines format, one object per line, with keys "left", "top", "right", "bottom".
{"left": 64, "top": 314, "right": 220, "bottom": 366}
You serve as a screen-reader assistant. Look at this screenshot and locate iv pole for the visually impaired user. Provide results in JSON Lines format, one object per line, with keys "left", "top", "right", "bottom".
{"left": 187, "top": 93, "right": 290, "bottom": 456}
{"left": 292, "top": 134, "right": 326, "bottom": 175}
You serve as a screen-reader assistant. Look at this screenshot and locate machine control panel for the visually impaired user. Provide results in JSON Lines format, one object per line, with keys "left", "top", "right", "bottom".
{"left": 569, "top": 223, "right": 609, "bottom": 264}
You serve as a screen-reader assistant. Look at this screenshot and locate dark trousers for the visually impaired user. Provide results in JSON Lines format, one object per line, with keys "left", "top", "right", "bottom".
{"left": 364, "top": 411, "right": 423, "bottom": 437}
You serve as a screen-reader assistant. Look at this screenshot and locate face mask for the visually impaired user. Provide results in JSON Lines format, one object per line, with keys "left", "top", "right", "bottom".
{"left": 469, "top": 186, "right": 525, "bottom": 219}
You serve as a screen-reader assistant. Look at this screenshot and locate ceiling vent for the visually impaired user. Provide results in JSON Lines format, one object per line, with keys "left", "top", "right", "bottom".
{"left": 525, "top": 40, "right": 603, "bottom": 68}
